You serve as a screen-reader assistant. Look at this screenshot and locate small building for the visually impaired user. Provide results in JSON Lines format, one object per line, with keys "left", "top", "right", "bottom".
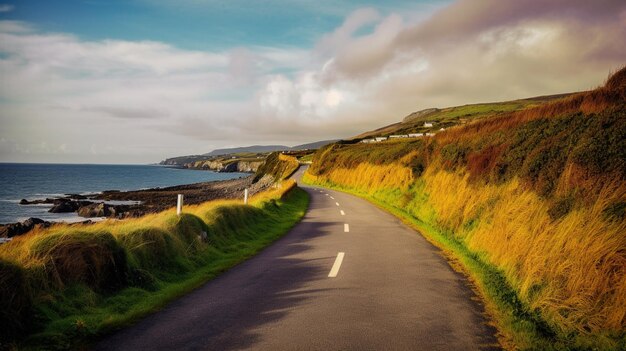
{"left": 389, "top": 135, "right": 408, "bottom": 139}
{"left": 408, "top": 133, "right": 424, "bottom": 138}
{"left": 374, "top": 137, "right": 388, "bottom": 142}
{"left": 440, "top": 128, "right": 445, "bottom": 131}
{"left": 425, "top": 132, "right": 435, "bottom": 137}
{"left": 361, "top": 139, "right": 376, "bottom": 144}
{"left": 424, "top": 122, "right": 434, "bottom": 127}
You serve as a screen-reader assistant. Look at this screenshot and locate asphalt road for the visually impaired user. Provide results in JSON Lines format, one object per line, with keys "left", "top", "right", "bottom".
{"left": 95, "top": 166, "right": 500, "bottom": 351}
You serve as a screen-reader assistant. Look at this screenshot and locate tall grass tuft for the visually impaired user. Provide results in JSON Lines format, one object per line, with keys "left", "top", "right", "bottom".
{"left": 0, "top": 180, "right": 307, "bottom": 349}
{"left": 305, "top": 67, "right": 626, "bottom": 349}
{"left": 253, "top": 152, "right": 300, "bottom": 182}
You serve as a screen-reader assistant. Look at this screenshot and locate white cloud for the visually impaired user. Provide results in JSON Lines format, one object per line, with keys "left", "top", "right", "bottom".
{"left": 1, "top": 0, "right": 626, "bottom": 163}
{"left": 0, "top": 22, "right": 314, "bottom": 162}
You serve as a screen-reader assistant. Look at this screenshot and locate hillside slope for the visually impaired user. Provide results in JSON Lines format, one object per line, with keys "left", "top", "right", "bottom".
{"left": 204, "top": 145, "right": 289, "bottom": 156}
{"left": 305, "top": 67, "right": 626, "bottom": 350}
{"left": 161, "top": 140, "right": 338, "bottom": 168}
{"left": 351, "top": 93, "right": 575, "bottom": 140}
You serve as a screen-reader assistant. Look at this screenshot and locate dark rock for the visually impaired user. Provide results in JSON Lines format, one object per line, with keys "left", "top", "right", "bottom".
{"left": 19, "top": 198, "right": 56, "bottom": 205}
{"left": 222, "top": 162, "right": 240, "bottom": 172}
{"left": 77, "top": 203, "right": 101, "bottom": 217}
{"left": 77, "top": 203, "right": 115, "bottom": 218}
{"left": 52, "top": 198, "right": 69, "bottom": 205}
{"left": 65, "top": 194, "right": 88, "bottom": 200}
{"left": 22, "top": 217, "right": 45, "bottom": 228}
{"left": 0, "top": 218, "right": 51, "bottom": 238}
{"left": 49, "top": 200, "right": 80, "bottom": 213}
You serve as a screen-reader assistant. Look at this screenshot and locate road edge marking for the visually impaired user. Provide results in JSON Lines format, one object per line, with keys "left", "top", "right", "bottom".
{"left": 344, "top": 223, "right": 349, "bottom": 232}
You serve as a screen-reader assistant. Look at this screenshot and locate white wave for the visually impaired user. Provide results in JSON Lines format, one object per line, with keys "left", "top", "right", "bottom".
{"left": 0, "top": 199, "right": 21, "bottom": 203}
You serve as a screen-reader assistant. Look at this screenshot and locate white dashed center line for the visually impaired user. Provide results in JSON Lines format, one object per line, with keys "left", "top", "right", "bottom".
{"left": 335, "top": 202, "right": 340, "bottom": 206}
{"left": 328, "top": 252, "right": 345, "bottom": 278}
{"left": 344, "top": 223, "right": 350, "bottom": 232}
{"left": 340, "top": 210, "right": 345, "bottom": 216}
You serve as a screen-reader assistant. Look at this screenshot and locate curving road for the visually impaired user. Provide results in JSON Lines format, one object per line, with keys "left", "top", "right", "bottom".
{"left": 96, "top": 167, "right": 500, "bottom": 351}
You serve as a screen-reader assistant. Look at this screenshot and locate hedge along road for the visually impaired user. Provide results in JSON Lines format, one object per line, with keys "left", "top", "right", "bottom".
{"left": 96, "top": 166, "right": 500, "bottom": 351}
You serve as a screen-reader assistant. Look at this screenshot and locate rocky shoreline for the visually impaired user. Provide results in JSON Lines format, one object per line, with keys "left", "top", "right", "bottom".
{"left": 161, "top": 158, "right": 264, "bottom": 172}
{"left": 0, "top": 174, "right": 273, "bottom": 239}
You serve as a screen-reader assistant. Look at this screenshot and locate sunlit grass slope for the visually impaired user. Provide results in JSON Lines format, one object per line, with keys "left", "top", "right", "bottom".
{"left": 353, "top": 93, "right": 573, "bottom": 139}
{"left": 253, "top": 152, "right": 300, "bottom": 182}
{"left": 305, "top": 67, "right": 626, "bottom": 350}
{"left": 0, "top": 181, "right": 308, "bottom": 350}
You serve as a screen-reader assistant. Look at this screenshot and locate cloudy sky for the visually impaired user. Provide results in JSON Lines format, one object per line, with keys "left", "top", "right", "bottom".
{"left": 1, "top": 0, "right": 625, "bottom": 164}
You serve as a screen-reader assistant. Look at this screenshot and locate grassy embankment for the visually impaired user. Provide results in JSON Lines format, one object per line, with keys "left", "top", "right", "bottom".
{"left": 253, "top": 152, "right": 300, "bottom": 182}
{"left": 0, "top": 157, "right": 307, "bottom": 350}
{"left": 304, "top": 68, "right": 626, "bottom": 350}
{"left": 353, "top": 93, "right": 572, "bottom": 139}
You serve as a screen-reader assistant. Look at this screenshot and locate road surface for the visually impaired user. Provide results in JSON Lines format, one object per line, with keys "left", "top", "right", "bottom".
{"left": 96, "top": 167, "right": 500, "bottom": 350}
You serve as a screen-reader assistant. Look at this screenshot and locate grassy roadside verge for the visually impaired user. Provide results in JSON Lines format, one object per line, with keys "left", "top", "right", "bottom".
{"left": 0, "top": 182, "right": 309, "bottom": 350}
{"left": 302, "top": 173, "right": 591, "bottom": 351}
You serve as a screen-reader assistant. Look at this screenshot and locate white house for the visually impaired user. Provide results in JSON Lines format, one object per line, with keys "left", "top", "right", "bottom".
{"left": 424, "top": 122, "right": 434, "bottom": 127}
{"left": 408, "top": 133, "right": 424, "bottom": 138}
{"left": 361, "top": 139, "right": 376, "bottom": 143}
{"left": 375, "top": 137, "right": 388, "bottom": 142}
{"left": 425, "top": 132, "right": 435, "bottom": 136}
{"left": 389, "top": 135, "right": 408, "bottom": 139}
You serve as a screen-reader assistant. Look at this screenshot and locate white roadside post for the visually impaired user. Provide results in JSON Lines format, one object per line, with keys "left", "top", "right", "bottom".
{"left": 177, "top": 194, "right": 184, "bottom": 216}
{"left": 244, "top": 188, "right": 249, "bottom": 205}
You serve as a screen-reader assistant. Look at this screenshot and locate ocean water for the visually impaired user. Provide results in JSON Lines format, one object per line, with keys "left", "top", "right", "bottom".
{"left": 0, "top": 163, "right": 248, "bottom": 224}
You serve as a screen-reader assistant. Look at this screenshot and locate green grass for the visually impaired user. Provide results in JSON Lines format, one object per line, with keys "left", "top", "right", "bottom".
{"left": 301, "top": 174, "right": 619, "bottom": 350}
{"left": 298, "top": 153, "right": 315, "bottom": 163}
{"left": 253, "top": 152, "right": 299, "bottom": 182}
{"left": 361, "top": 94, "right": 573, "bottom": 138}
{"left": 2, "top": 186, "right": 309, "bottom": 350}
{"left": 423, "top": 101, "right": 528, "bottom": 122}
{"left": 304, "top": 71, "right": 626, "bottom": 349}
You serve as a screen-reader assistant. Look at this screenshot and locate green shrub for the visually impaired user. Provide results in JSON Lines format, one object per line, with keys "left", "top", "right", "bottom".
{"left": 548, "top": 196, "right": 576, "bottom": 221}
{"left": 603, "top": 201, "right": 626, "bottom": 222}
{"left": 440, "top": 143, "right": 469, "bottom": 169}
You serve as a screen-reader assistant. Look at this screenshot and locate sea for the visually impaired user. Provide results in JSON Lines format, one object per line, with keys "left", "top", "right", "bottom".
{"left": 0, "top": 163, "right": 248, "bottom": 224}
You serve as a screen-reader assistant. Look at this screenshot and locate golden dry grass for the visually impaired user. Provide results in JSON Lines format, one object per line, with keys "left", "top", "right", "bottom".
{"left": 422, "top": 168, "right": 626, "bottom": 334}
{"left": 318, "top": 162, "right": 414, "bottom": 191}
{"left": 304, "top": 67, "right": 626, "bottom": 348}
{"left": 308, "top": 155, "right": 626, "bottom": 335}
{"left": 0, "top": 181, "right": 296, "bottom": 296}
{"left": 0, "top": 180, "right": 301, "bottom": 345}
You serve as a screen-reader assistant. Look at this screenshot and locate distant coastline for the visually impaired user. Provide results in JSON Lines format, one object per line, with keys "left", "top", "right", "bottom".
{"left": 0, "top": 163, "right": 248, "bottom": 225}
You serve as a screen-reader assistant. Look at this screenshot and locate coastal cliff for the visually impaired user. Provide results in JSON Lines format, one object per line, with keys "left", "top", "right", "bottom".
{"left": 186, "top": 159, "right": 263, "bottom": 172}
